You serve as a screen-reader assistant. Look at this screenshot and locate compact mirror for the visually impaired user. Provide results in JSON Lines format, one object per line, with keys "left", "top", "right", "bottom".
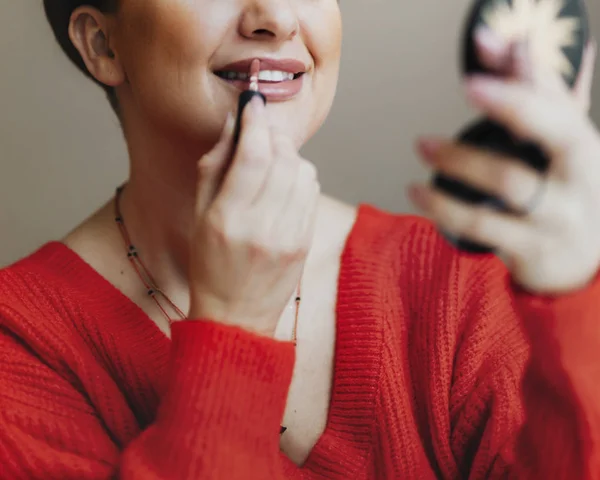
{"left": 432, "top": 0, "right": 589, "bottom": 254}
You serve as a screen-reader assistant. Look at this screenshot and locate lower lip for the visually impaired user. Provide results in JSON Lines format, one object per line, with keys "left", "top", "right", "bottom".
{"left": 216, "top": 75, "right": 305, "bottom": 101}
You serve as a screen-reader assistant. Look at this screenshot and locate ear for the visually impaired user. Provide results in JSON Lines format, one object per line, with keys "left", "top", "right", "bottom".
{"left": 573, "top": 39, "right": 597, "bottom": 114}
{"left": 68, "top": 6, "right": 125, "bottom": 88}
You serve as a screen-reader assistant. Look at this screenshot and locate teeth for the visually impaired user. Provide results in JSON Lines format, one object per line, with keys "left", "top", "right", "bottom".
{"left": 257, "top": 70, "right": 295, "bottom": 82}
{"left": 218, "top": 70, "right": 296, "bottom": 82}
{"left": 225, "top": 72, "right": 248, "bottom": 80}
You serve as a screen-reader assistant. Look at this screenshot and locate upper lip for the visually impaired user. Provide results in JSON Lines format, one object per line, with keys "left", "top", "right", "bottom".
{"left": 214, "top": 58, "right": 307, "bottom": 74}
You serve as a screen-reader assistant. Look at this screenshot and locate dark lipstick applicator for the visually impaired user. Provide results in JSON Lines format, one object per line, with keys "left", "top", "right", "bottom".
{"left": 232, "top": 59, "right": 267, "bottom": 148}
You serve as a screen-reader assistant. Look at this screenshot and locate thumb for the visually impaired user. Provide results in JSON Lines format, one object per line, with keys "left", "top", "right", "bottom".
{"left": 195, "top": 112, "right": 235, "bottom": 212}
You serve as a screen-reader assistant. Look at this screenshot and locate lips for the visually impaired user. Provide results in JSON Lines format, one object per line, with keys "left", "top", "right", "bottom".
{"left": 213, "top": 57, "right": 308, "bottom": 102}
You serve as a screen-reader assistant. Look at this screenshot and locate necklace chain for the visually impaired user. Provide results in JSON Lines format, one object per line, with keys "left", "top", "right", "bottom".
{"left": 113, "top": 185, "right": 301, "bottom": 342}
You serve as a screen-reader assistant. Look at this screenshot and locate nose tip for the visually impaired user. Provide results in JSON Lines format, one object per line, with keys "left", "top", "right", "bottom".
{"left": 239, "top": 1, "right": 299, "bottom": 42}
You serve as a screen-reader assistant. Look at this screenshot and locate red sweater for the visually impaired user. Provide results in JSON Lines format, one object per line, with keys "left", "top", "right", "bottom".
{"left": 0, "top": 205, "right": 599, "bottom": 479}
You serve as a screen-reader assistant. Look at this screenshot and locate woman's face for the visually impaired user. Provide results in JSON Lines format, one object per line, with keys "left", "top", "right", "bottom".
{"left": 111, "top": 0, "right": 342, "bottom": 147}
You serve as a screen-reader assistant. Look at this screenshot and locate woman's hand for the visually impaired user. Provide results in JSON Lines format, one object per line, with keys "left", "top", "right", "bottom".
{"left": 410, "top": 30, "right": 600, "bottom": 295}
{"left": 187, "top": 98, "right": 320, "bottom": 336}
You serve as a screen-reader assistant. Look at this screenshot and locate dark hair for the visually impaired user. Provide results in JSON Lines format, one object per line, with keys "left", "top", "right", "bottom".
{"left": 43, "top": 1, "right": 120, "bottom": 114}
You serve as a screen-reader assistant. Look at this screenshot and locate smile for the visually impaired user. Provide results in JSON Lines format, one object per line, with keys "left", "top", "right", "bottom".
{"left": 213, "top": 57, "right": 308, "bottom": 102}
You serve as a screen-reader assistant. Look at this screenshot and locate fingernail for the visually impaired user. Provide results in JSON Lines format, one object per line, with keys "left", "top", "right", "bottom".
{"left": 418, "top": 138, "right": 443, "bottom": 159}
{"left": 513, "top": 40, "right": 530, "bottom": 64}
{"left": 408, "top": 185, "right": 427, "bottom": 208}
{"left": 225, "top": 112, "right": 235, "bottom": 130}
{"left": 251, "top": 95, "right": 265, "bottom": 113}
{"left": 466, "top": 76, "right": 503, "bottom": 103}
{"left": 474, "top": 26, "right": 506, "bottom": 55}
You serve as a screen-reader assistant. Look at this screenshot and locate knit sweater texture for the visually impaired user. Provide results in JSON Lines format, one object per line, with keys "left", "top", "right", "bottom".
{"left": 0, "top": 205, "right": 599, "bottom": 479}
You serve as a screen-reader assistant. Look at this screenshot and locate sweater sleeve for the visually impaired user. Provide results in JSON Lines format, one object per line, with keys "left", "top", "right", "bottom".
{"left": 449, "top": 258, "right": 600, "bottom": 479}
{"left": 510, "top": 274, "right": 600, "bottom": 479}
{"left": 0, "top": 318, "right": 295, "bottom": 479}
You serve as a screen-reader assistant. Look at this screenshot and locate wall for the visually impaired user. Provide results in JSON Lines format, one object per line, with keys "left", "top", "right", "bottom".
{"left": 1, "top": 1, "right": 599, "bottom": 266}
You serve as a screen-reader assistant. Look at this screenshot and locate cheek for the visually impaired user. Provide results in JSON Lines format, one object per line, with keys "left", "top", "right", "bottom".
{"left": 115, "top": 1, "right": 224, "bottom": 102}
{"left": 300, "top": 4, "right": 343, "bottom": 138}
{"left": 303, "top": 1, "right": 342, "bottom": 64}
{"left": 114, "top": 0, "right": 236, "bottom": 136}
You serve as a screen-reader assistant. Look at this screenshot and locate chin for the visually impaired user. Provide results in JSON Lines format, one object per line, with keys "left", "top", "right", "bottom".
{"left": 269, "top": 95, "right": 336, "bottom": 150}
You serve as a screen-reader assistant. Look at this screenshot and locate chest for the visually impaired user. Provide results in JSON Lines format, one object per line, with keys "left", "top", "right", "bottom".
{"left": 86, "top": 246, "right": 410, "bottom": 478}
{"left": 276, "top": 257, "right": 340, "bottom": 466}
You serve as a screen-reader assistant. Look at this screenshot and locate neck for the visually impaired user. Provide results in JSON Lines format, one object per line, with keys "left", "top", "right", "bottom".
{"left": 117, "top": 112, "right": 212, "bottom": 309}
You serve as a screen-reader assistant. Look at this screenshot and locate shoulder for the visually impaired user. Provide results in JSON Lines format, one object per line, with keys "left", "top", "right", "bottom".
{"left": 355, "top": 203, "right": 522, "bottom": 345}
{"left": 352, "top": 202, "right": 451, "bottom": 254}
{"left": 354, "top": 202, "right": 511, "bottom": 291}
{"left": 351, "top": 203, "right": 481, "bottom": 281}
{"left": 0, "top": 242, "right": 87, "bottom": 344}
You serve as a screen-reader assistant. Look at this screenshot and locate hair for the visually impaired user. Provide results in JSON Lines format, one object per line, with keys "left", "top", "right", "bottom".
{"left": 43, "top": 1, "right": 120, "bottom": 115}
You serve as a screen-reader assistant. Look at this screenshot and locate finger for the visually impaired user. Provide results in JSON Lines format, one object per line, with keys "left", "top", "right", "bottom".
{"left": 196, "top": 112, "right": 235, "bottom": 211}
{"left": 473, "top": 28, "right": 546, "bottom": 87}
{"left": 300, "top": 178, "right": 321, "bottom": 246}
{"left": 264, "top": 128, "right": 302, "bottom": 210}
{"left": 419, "top": 138, "right": 551, "bottom": 216}
{"left": 271, "top": 128, "right": 299, "bottom": 163}
{"left": 474, "top": 27, "right": 512, "bottom": 73}
{"left": 219, "top": 97, "right": 273, "bottom": 204}
{"left": 511, "top": 41, "right": 536, "bottom": 85}
{"left": 465, "top": 76, "right": 587, "bottom": 154}
{"left": 495, "top": 38, "right": 567, "bottom": 94}
{"left": 280, "top": 160, "right": 320, "bottom": 247}
{"left": 573, "top": 39, "right": 597, "bottom": 113}
{"left": 474, "top": 29, "right": 569, "bottom": 95}
{"left": 254, "top": 127, "right": 302, "bottom": 206}
{"left": 252, "top": 154, "right": 300, "bottom": 222}
{"left": 408, "top": 183, "right": 538, "bottom": 256}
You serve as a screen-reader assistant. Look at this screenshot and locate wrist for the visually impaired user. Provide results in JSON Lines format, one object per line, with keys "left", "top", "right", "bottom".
{"left": 188, "top": 297, "right": 278, "bottom": 338}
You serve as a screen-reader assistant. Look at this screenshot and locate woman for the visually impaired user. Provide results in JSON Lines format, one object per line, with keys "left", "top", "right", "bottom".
{"left": 1, "top": 0, "right": 600, "bottom": 478}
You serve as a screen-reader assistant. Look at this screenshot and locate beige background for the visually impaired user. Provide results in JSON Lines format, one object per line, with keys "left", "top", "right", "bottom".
{"left": 2, "top": 1, "right": 600, "bottom": 266}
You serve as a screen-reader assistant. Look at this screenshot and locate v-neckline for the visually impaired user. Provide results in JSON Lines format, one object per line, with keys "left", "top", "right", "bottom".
{"left": 36, "top": 203, "right": 389, "bottom": 476}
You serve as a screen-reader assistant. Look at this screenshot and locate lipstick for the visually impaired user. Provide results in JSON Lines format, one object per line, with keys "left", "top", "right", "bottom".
{"left": 232, "top": 59, "right": 267, "bottom": 147}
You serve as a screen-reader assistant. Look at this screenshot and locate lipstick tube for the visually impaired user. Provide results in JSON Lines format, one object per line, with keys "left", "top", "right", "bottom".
{"left": 232, "top": 59, "right": 267, "bottom": 147}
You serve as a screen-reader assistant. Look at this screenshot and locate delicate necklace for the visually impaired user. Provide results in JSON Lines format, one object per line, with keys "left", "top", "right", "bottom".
{"left": 114, "top": 184, "right": 300, "bottom": 434}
